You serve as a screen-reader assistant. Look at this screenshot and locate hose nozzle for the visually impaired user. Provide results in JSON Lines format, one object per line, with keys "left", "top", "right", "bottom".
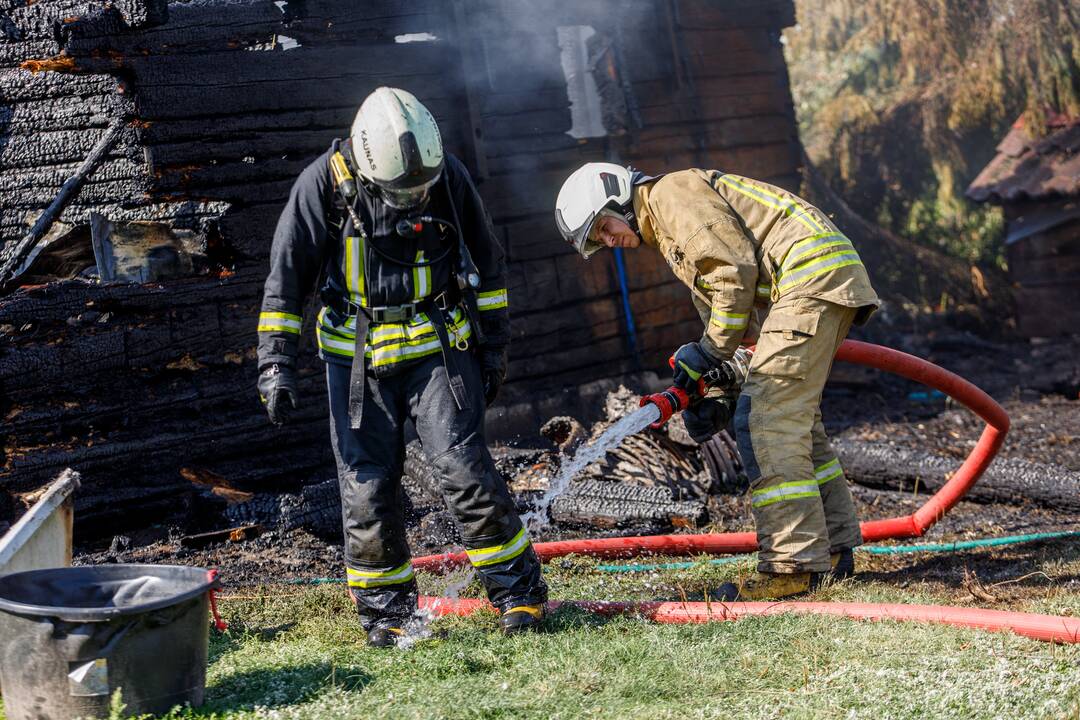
{"left": 639, "top": 386, "right": 690, "bottom": 429}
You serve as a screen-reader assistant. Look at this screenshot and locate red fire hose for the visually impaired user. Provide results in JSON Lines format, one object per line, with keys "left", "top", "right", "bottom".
{"left": 405, "top": 341, "right": 1070, "bottom": 644}
{"left": 418, "top": 597, "right": 1080, "bottom": 645}
{"left": 412, "top": 339, "right": 1010, "bottom": 572}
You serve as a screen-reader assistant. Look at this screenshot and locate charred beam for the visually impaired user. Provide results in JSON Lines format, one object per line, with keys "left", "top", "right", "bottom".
{"left": 0, "top": 117, "right": 128, "bottom": 288}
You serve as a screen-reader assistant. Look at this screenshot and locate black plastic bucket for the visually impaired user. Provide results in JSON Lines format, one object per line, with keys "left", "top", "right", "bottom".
{"left": 0, "top": 564, "right": 219, "bottom": 720}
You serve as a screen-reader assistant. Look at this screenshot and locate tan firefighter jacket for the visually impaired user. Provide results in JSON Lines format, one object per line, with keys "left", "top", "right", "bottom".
{"left": 633, "top": 169, "right": 880, "bottom": 359}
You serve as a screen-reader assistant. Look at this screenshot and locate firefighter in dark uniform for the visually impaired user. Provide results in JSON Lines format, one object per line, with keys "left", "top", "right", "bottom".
{"left": 255, "top": 87, "right": 547, "bottom": 646}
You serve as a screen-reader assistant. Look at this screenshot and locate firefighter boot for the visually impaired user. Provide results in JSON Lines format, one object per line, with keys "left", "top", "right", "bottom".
{"left": 714, "top": 571, "right": 825, "bottom": 602}
{"left": 367, "top": 621, "right": 406, "bottom": 648}
{"left": 831, "top": 549, "right": 855, "bottom": 580}
{"left": 498, "top": 604, "right": 546, "bottom": 635}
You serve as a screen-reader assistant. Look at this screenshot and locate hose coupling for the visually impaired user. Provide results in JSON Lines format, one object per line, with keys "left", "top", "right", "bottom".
{"left": 639, "top": 386, "right": 690, "bottom": 429}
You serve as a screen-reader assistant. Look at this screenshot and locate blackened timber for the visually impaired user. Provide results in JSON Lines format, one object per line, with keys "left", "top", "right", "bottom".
{"left": 0, "top": 117, "right": 128, "bottom": 287}
{"left": 449, "top": 0, "right": 488, "bottom": 179}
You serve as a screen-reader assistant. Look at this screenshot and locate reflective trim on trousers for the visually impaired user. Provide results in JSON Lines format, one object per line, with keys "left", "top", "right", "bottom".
{"left": 346, "top": 561, "right": 415, "bottom": 589}
{"left": 466, "top": 527, "right": 531, "bottom": 567}
{"left": 815, "top": 458, "right": 843, "bottom": 484}
{"left": 751, "top": 480, "right": 822, "bottom": 508}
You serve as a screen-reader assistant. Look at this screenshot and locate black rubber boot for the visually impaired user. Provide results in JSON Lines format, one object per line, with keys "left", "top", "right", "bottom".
{"left": 367, "top": 623, "right": 405, "bottom": 648}
{"left": 830, "top": 549, "right": 855, "bottom": 580}
{"left": 498, "top": 604, "right": 546, "bottom": 635}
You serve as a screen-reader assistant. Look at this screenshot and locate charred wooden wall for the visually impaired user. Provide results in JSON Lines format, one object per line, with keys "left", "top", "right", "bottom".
{"left": 1003, "top": 201, "right": 1080, "bottom": 338}
{"left": 0, "top": 0, "right": 799, "bottom": 537}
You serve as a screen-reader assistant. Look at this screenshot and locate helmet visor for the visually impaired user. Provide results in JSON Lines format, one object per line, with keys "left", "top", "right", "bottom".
{"left": 555, "top": 207, "right": 605, "bottom": 259}
{"left": 378, "top": 174, "right": 440, "bottom": 210}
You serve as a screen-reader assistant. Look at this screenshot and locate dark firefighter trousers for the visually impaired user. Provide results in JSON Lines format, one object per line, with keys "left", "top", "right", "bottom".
{"left": 327, "top": 350, "right": 547, "bottom": 630}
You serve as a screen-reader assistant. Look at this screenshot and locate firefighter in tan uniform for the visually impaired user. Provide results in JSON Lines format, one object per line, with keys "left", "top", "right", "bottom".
{"left": 555, "top": 163, "right": 879, "bottom": 600}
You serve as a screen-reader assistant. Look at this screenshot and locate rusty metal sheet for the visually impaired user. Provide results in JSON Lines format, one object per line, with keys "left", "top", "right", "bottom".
{"left": 967, "top": 116, "right": 1080, "bottom": 204}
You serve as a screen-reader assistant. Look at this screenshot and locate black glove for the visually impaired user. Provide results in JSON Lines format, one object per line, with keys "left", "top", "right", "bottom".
{"left": 672, "top": 342, "right": 724, "bottom": 393}
{"left": 673, "top": 343, "right": 752, "bottom": 394}
{"left": 480, "top": 348, "right": 508, "bottom": 406}
{"left": 257, "top": 363, "right": 299, "bottom": 426}
{"left": 682, "top": 397, "right": 734, "bottom": 444}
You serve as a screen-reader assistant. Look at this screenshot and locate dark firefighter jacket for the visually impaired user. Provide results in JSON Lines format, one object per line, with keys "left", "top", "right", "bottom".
{"left": 257, "top": 147, "right": 509, "bottom": 375}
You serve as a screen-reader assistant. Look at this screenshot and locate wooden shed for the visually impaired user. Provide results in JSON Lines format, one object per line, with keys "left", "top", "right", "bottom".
{"left": 967, "top": 115, "right": 1080, "bottom": 338}
{"left": 0, "top": 0, "right": 801, "bottom": 537}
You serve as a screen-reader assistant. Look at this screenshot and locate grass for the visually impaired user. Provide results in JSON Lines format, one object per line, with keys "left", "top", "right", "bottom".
{"left": 4, "top": 545, "right": 1080, "bottom": 720}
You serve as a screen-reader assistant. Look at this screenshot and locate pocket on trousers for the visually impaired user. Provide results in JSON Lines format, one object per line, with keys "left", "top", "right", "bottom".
{"left": 752, "top": 306, "right": 819, "bottom": 379}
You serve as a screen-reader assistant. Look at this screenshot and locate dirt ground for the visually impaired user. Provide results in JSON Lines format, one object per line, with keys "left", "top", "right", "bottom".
{"left": 77, "top": 331, "right": 1080, "bottom": 608}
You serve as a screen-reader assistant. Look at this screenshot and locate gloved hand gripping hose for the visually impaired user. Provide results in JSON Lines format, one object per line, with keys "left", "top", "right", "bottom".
{"left": 640, "top": 346, "right": 752, "bottom": 429}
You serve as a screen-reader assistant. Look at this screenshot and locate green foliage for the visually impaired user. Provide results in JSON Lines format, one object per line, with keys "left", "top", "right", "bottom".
{"left": 785, "top": 0, "right": 1079, "bottom": 264}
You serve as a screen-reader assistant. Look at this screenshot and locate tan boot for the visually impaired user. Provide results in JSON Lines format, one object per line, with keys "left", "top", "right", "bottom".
{"left": 714, "top": 571, "right": 823, "bottom": 601}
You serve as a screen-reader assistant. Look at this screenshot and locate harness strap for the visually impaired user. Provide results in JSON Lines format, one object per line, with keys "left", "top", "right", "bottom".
{"left": 346, "top": 294, "right": 469, "bottom": 428}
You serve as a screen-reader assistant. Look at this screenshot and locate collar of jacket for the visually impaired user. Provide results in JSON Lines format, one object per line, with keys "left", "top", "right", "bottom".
{"left": 632, "top": 181, "right": 660, "bottom": 248}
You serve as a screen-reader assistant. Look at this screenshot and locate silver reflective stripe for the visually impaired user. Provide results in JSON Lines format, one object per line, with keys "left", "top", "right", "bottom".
{"left": 815, "top": 458, "right": 843, "bottom": 484}
{"left": 466, "top": 527, "right": 530, "bottom": 567}
{"left": 413, "top": 250, "right": 429, "bottom": 300}
{"left": 477, "top": 289, "right": 508, "bottom": 310}
{"left": 777, "top": 250, "right": 863, "bottom": 291}
{"left": 751, "top": 480, "right": 820, "bottom": 508}
{"left": 710, "top": 310, "right": 749, "bottom": 330}
{"left": 346, "top": 562, "right": 415, "bottom": 588}
{"left": 781, "top": 233, "right": 851, "bottom": 273}
{"left": 258, "top": 311, "right": 302, "bottom": 333}
{"left": 716, "top": 175, "right": 826, "bottom": 234}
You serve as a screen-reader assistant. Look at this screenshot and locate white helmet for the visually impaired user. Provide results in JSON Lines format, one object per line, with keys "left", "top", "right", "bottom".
{"left": 554, "top": 162, "right": 635, "bottom": 259}
{"left": 350, "top": 87, "right": 444, "bottom": 210}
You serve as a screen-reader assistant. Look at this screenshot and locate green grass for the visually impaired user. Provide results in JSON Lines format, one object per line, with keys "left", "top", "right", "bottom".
{"left": 4, "top": 550, "right": 1080, "bottom": 720}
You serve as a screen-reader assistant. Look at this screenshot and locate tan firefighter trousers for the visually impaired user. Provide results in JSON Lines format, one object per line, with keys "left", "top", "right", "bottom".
{"left": 733, "top": 297, "right": 861, "bottom": 574}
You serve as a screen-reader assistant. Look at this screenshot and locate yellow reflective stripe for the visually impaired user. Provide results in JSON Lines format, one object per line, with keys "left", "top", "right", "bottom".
{"left": 756, "top": 283, "right": 771, "bottom": 298}
{"left": 316, "top": 307, "right": 472, "bottom": 365}
{"left": 815, "top": 458, "right": 843, "bottom": 484}
{"left": 412, "top": 250, "right": 430, "bottom": 301}
{"left": 317, "top": 333, "right": 354, "bottom": 357}
{"left": 477, "top": 288, "right": 508, "bottom": 311}
{"left": 777, "top": 251, "right": 863, "bottom": 293}
{"left": 258, "top": 311, "right": 302, "bottom": 334}
{"left": 710, "top": 310, "right": 749, "bottom": 330}
{"left": 345, "top": 235, "right": 365, "bottom": 306}
{"left": 466, "top": 527, "right": 530, "bottom": 567}
{"left": 369, "top": 326, "right": 473, "bottom": 368}
{"left": 677, "top": 361, "right": 702, "bottom": 380}
{"left": 346, "top": 562, "right": 414, "bottom": 588}
{"left": 751, "top": 480, "right": 821, "bottom": 508}
{"left": 716, "top": 175, "right": 825, "bottom": 234}
{"left": 780, "top": 233, "right": 851, "bottom": 272}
